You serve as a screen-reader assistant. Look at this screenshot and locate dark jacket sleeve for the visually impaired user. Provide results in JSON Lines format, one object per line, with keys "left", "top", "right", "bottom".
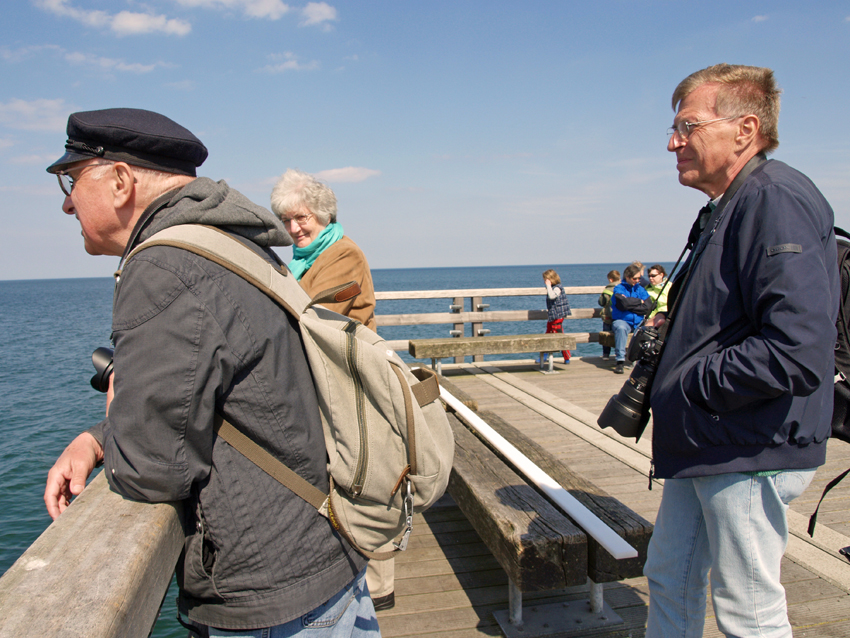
{"left": 614, "top": 291, "right": 653, "bottom": 316}
{"left": 100, "top": 252, "right": 228, "bottom": 502}
{"left": 681, "top": 182, "right": 838, "bottom": 413}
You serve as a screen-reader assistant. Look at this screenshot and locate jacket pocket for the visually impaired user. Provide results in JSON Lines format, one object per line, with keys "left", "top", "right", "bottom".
{"left": 182, "top": 506, "right": 222, "bottom": 601}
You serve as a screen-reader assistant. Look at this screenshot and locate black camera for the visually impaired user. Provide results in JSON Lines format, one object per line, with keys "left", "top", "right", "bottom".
{"left": 597, "top": 326, "right": 664, "bottom": 440}
{"left": 90, "top": 347, "right": 114, "bottom": 393}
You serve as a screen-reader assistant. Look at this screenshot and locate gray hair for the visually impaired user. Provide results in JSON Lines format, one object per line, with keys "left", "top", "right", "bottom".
{"left": 672, "top": 63, "right": 781, "bottom": 154}
{"left": 270, "top": 169, "right": 337, "bottom": 225}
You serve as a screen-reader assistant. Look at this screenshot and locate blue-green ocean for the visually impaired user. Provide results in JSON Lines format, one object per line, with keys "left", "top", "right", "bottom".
{"left": 0, "top": 263, "right": 665, "bottom": 636}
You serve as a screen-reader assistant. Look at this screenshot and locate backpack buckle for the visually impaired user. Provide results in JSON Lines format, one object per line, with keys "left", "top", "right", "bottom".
{"left": 394, "top": 480, "right": 414, "bottom": 552}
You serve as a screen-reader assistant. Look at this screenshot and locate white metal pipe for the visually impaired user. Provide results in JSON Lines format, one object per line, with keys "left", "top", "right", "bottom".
{"left": 441, "top": 386, "right": 638, "bottom": 560}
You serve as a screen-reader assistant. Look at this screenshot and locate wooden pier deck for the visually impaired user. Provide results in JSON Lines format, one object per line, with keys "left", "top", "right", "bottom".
{"left": 379, "top": 356, "right": 850, "bottom": 638}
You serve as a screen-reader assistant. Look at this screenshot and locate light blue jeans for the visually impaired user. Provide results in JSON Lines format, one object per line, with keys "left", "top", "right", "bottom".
{"left": 612, "top": 319, "right": 633, "bottom": 362}
{"left": 644, "top": 469, "right": 816, "bottom": 638}
{"left": 199, "top": 567, "right": 381, "bottom": 638}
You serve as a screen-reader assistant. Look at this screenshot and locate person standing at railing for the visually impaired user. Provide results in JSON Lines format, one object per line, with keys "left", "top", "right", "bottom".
{"left": 42, "top": 109, "right": 381, "bottom": 638}
{"left": 271, "top": 169, "right": 377, "bottom": 332}
{"left": 542, "top": 269, "right": 572, "bottom": 363}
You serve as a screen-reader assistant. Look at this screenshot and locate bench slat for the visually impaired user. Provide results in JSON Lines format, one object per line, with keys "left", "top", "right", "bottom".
{"left": 410, "top": 334, "right": 577, "bottom": 358}
{"left": 376, "top": 308, "right": 601, "bottom": 327}
{"left": 447, "top": 415, "right": 588, "bottom": 591}
{"left": 474, "top": 408, "right": 652, "bottom": 582}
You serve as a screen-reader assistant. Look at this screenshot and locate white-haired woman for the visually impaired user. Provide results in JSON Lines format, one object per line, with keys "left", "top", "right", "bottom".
{"left": 271, "top": 169, "right": 377, "bottom": 331}
{"left": 272, "top": 170, "right": 390, "bottom": 608}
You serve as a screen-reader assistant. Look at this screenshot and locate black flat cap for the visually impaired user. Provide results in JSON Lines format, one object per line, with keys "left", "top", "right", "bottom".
{"left": 46, "top": 108, "right": 208, "bottom": 176}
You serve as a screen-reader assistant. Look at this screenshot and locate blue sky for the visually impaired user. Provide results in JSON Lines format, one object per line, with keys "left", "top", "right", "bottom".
{"left": 1, "top": 1, "right": 849, "bottom": 280}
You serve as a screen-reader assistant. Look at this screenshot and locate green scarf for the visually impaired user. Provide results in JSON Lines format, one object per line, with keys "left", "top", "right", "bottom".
{"left": 288, "top": 222, "right": 344, "bottom": 280}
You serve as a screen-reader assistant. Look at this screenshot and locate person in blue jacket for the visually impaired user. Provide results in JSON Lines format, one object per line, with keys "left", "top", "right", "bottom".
{"left": 611, "top": 263, "right": 651, "bottom": 374}
{"left": 644, "top": 64, "right": 839, "bottom": 638}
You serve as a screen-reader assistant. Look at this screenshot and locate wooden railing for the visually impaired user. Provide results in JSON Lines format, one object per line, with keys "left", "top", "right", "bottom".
{"left": 376, "top": 285, "right": 606, "bottom": 358}
{"left": 0, "top": 286, "right": 606, "bottom": 637}
{"left": 0, "top": 473, "right": 183, "bottom": 638}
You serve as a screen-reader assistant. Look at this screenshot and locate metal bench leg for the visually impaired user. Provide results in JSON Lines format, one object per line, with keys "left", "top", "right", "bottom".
{"left": 588, "top": 577, "right": 603, "bottom": 614}
{"left": 431, "top": 358, "right": 442, "bottom": 375}
{"left": 508, "top": 578, "right": 523, "bottom": 627}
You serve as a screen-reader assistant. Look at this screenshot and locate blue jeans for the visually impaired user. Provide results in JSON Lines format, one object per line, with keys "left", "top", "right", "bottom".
{"left": 612, "top": 319, "right": 632, "bottom": 362}
{"left": 198, "top": 567, "right": 381, "bottom": 638}
{"left": 645, "top": 469, "right": 816, "bottom": 638}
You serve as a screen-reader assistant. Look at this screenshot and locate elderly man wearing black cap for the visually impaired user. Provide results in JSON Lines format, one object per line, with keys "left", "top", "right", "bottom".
{"left": 43, "top": 108, "right": 381, "bottom": 637}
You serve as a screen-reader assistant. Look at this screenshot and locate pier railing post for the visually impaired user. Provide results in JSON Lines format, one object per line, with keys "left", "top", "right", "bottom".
{"left": 451, "top": 295, "right": 464, "bottom": 363}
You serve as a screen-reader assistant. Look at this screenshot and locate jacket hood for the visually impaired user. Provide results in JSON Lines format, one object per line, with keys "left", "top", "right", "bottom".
{"left": 136, "top": 177, "right": 291, "bottom": 249}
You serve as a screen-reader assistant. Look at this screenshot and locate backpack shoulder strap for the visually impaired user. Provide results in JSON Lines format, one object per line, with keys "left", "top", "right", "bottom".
{"left": 215, "top": 414, "right": 328, "bottom": 511}
{"left": 126, "top": 224, "right": 312, "bottom": 318}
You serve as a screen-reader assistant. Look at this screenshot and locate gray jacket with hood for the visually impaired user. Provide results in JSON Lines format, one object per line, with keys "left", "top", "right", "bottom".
{"left": 88, "top": 178, "right": 366, "bottom": 629}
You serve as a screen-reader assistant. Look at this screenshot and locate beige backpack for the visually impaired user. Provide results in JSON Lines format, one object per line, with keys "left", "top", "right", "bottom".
{"left": 127, "top": 224, "right": 454, "bottom": 559}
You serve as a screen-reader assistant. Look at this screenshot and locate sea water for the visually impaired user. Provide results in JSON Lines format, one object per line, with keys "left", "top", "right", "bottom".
{"left": 0, "top": 262, "right": 662, "bottom": 636}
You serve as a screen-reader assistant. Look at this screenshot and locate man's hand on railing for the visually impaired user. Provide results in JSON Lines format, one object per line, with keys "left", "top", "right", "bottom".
{"left": 44, "top": 432, "right": 104, "bottom": 520}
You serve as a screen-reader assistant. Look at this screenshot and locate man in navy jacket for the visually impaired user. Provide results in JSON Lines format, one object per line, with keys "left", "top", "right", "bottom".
{"left": 644, "top": 64, "right": 839, "bottom": 637}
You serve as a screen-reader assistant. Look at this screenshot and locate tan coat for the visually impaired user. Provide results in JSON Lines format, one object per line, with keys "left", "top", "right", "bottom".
{"left": 298, "top": 235, "right": 377, "bottom": 331}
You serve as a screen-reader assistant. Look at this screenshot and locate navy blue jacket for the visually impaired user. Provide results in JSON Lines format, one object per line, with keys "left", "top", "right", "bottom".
{"left": 649, "top": 160, "right": 839, "bottom": 479}
{"left": 612, "top": 281, "right": 650, "bottom": 331}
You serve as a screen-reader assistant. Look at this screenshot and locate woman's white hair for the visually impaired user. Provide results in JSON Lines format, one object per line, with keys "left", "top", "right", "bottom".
{"left": 270, "top": 169, "right": 337, "bottom": 225}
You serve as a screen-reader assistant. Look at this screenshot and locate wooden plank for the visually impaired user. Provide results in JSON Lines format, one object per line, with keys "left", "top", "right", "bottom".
{"left": 0, "top": 472, "right": 183, "bottom": 638}
{"left": 447, "top": 415, "right": 588, "bottom": 591}
{"left": 376, "top": 308, "right": 601, "bottom": 327}
{"left": 375, "top": 286, "right": 604, "bottom": 300}
{"left": 410, "top": 334, "right": 577, "bottom": 358}
{"left": 471, "top": 408, "right": 652, "bottom": 582}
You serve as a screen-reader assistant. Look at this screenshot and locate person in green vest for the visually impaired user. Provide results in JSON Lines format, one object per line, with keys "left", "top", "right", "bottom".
{"left": 598, "top": 270, "right": 620, "bottom": 360}
{"left": 645, "top": 264, "right": 669, "bottom": 321}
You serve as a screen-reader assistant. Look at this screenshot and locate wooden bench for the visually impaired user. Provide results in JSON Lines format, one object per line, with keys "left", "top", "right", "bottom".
{"left": 597, "top": 330, "right": 632, "bottom": 350}
{"left": 440, "top": 376, "right": 652, "bottom": 634}
{"left": 409, "top": 334, "right": 578, "bottom": 375}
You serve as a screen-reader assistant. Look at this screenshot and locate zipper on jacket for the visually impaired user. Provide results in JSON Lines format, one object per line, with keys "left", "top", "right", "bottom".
{"left": 345, "top": 321, "right": 368, "bottom": 496}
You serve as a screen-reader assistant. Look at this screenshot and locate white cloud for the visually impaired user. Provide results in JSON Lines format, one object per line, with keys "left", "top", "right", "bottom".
{"left": 64, "top": 51, "right": 167, "bottom": 73}
{"left": 34, "top": 0, "right": 191, "bottom": 36}
{"left": 0, "top": 138, "right": 15, "bottom": 150}
{"left": 0, "top": 98, "right": 71, "bottom": 133}
{"left": 300, "top": 2, "right": 337, "bottom": 29}
{"left": 752, "top": 15, "right": 769, "bottom": 22}
{"left": 260, "top": 52, "right": 320, "bottom": 73}
{"left": 112, "top": 11, "right": 192, "bottom": 36}
{"left": 244, "top": 0, "right": 290, "bottom": 20}
{"left": 0, "top": 44, "right": 62, "bottom": 63}
{"left": 313, "top": 167, "right": 381, "bottom": 183}
{"left": 174, "top": 0, "right": 290, "bottom": 20}
{"left": 34, "top": 0, "right": 110, "bottom": 28}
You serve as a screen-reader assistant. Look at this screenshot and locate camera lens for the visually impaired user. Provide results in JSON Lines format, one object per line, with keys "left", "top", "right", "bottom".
{"left": 597, "top": 360, "right": 654, "bottom": 439}
{"left": 90, "top": 347, "right": 114, "bottom": 393}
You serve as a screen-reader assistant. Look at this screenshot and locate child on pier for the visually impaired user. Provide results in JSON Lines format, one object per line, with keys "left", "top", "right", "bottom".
{"left": 598, "top": 270, "right": 620, "bottom": 360}
{"left": 543, "top": 269, "right": 572, "bottom": 363}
